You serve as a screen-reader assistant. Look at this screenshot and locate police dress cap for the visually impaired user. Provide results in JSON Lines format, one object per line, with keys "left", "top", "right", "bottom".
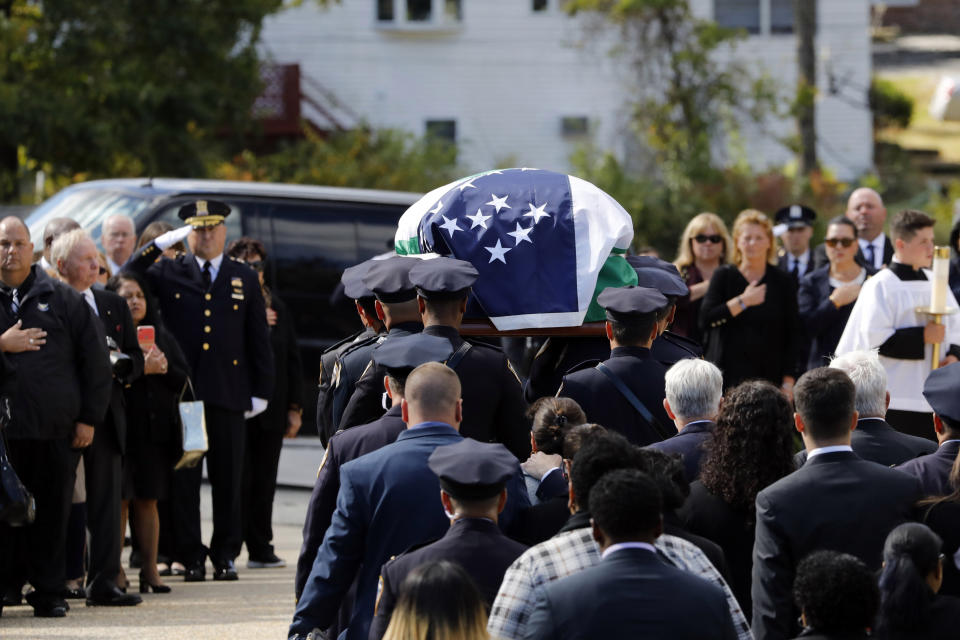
{"left": 633, "top": 266, "right": 689, "bottom": 298}
{"left": 922, "top": 361, "right": 960, "bottom": 424}
{"left": 408, "top": 257, "right": 479, "bottom": 300}
{"left": 341, "top": 259, "right": 380, "bottom": 300}
{"left": 626, "top": 255, "right": 682, "bottom": 276}
{"left": 428, "top": 439, "right": 517, "bottom": 500}
{"left": 178, "top": 200, "right": 231, "bottom": 228}
{"left": 774, "top": 204, "right": 816, "bottom": 229}
{"left": 372, "top": 333, "right": 455, "bottom": 378}
{"left": 597, "top": 286, "right": 668, "bottom": 324}
{"left": 362, "top": 255, "right": 420, "bottom": 303}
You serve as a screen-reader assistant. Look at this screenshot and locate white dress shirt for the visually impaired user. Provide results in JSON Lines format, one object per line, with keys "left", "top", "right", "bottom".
{"left": 806, "top": 444, "right": 853, "bottom": 459}
{"left": 194, "top": 253, "right": 224, "bottom": 283}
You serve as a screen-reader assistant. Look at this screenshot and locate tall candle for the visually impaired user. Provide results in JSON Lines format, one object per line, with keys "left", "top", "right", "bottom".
{"left": 930, "top": 246, "right": 950, "bottom": 314}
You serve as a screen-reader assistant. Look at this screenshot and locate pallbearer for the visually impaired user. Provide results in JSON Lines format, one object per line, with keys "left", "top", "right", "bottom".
{"left": 837, "top": 210, "right": 960, "bottom": 441}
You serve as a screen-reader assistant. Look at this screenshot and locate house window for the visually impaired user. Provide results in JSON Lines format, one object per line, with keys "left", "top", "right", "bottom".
{"left": 377, "top": 0, "right": 394, "bottom": 21}
{"left": 770, "top": 0, "right": 794, "bottom": 34}
{"left": 426, "top": 119, "right": 457, "bottom": 144}
{"left": 533, "top": 0, "right": 548, "bottom": 11}
{"left": 407, "top": 0, "right": 431, "bottom": 21}
{"left": 561, "top": 116, "right": 589, "bottom": 137}
{"left": 714, "top": 0, "right": 760, "bottom": 35}
{"left": 377, "top": 0, "right": 462, "bottom": 28}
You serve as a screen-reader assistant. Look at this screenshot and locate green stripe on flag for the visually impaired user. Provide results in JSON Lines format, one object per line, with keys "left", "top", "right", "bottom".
{"left": 394, "top": 237, "right": 421, "bottom": 256}
{"left": 584, "top": 254, "right": 638, "bottom": 322}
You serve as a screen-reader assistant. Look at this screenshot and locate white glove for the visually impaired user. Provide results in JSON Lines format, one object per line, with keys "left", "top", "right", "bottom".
{"left": 244, "top": 396, "right": 269, "bottom": 419}
{"left": 154, "top": 225, "right": 193, "bottom": 251}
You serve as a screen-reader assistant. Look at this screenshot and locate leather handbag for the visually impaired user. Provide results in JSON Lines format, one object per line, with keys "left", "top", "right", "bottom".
{"left": 0, "top": 398, "right": 36, "bottom": 526}
{"left": 174, "top": 379, "right": 208, "bottom": 470}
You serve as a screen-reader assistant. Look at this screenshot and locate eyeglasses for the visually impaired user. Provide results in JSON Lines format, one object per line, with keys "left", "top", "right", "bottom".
{"left": 245, "top": 260, "right": 264, "bottom": 272}
{"left": 98, "top": 267, "right": 108, "bottom": 275}
{"left": 824, "top": 237, "right": 856, "bottom": 248}
{"left": 693, "top": 234, "right": 723, "bottom": 244}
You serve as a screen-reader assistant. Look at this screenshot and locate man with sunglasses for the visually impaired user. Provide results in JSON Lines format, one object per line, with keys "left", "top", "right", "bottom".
{"left": 127, "top": 200, "right": 274, "bottom": 582}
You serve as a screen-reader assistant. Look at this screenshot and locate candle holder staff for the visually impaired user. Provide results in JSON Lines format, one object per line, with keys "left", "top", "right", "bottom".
{"left": 916, "top": 246, "right": 959, "bottom": 370}
{"left": 836, "top": 210, "right": 960, "bottom": 442}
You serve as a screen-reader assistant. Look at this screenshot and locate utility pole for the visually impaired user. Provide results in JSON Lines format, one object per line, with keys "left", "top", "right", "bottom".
{"left": 796, "top": 0, "right": 818, "bottom": 175}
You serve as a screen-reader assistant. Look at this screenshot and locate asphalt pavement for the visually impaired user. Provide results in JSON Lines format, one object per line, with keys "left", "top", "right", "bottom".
{"left": 0, "top": 484, "right": 313, "bottom": 639}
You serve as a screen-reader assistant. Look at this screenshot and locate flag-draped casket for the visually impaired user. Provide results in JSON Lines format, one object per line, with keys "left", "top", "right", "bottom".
{"left": 394, "top": 168, "right": 637, "bottom": 331}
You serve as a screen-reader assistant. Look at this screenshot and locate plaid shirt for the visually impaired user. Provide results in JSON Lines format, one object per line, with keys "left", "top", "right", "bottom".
{"left": 488, "top": 529, "right": 752, "bottom": 640}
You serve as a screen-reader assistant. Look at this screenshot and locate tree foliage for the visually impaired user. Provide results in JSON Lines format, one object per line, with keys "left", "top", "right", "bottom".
{"left": 212, "top": 126, "right": 460, "bottom": 193}
{"left": 0, "top": 0, "right": 283, "bottom": 199}
{"left": 563, "top": 0, "right": 781, "bottom": 212}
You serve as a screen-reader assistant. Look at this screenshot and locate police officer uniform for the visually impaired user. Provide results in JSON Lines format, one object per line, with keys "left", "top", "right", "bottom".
{"left": 409, "top": 257, "right": 531, "bottom": 460}
{"left": 558, "top": 286, "right": 673, "bottom": 446}
{"left": 338, "top": 256, "right": 424, "bottom": 430}
{"left": 368, "top": 439, "right": 529, "bottom": 640}
{"left": 127, "top": 200, "right": 274, "bottom": 581}
{"left": 294, "top": 333, "right": 455, "bottom": 601}
{"left": 629, "top": 258, "right": 704, "bottom": 367}
{"left": 774, "top": 204, "right": 816, "bottom": 284}
{"left": 316, "top": 260, "right": 384, "bottom": 445}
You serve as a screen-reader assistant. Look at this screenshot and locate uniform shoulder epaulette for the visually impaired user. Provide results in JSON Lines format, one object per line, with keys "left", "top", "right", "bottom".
{"left": 662, "top": 331, "right": 703, "bottom": 357}
{"left": 338, "top": 332, "right": 382, "bottom": 359}
{"left": 464, "top": 337, "right": 504, "bottom": 352}
{"left": 393, "top": 537, "right": 441, "bottom": 559}
{"left": 321, "top": 330, "right": 366, "bottom": 357}
{"left": 564, "top": 358, "right": 603, "bottom": 375}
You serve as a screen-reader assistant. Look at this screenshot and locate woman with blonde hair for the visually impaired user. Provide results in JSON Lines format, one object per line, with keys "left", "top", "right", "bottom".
{"left": 672, "top": 213, "right": 733, "bottom": 342}
{"left": 699, "top": 209, "right": 800, "bottom": 391}
{"left": 382, "top": 560, "right": 489, "bottom": 640}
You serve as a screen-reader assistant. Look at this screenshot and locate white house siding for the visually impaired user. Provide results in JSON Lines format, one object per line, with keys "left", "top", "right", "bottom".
{"left": 260, "top": 0, "right": 872, "bottom": 180}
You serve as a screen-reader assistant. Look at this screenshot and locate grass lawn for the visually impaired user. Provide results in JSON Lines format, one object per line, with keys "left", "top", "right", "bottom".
{"left": 876, "top": 74, "right": 960, "bottom": 162}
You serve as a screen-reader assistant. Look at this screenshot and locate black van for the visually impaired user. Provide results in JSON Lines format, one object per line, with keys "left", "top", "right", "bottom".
{"left": 25, "top": 178, "right": 421, "bottom": 433}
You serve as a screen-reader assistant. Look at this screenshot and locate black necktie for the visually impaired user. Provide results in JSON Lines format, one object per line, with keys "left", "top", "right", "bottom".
{"left": 864, "top": 243, "right": 875, "bottom": 268}
{"left": 790, "top": 259, "right": 799, "bottom": 282}
{"left": 202, "top": 261, "right": 212, "bottom": 290}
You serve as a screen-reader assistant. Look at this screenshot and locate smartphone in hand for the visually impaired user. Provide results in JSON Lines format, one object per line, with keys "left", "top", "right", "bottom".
{"left": 137, "top": 325, "right": 155, "bottom": 350}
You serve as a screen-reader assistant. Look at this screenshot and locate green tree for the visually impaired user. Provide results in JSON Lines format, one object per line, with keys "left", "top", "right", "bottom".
{"left": 563, "top": 0, "right": 780, "bottom": 212}
{"left": 0, "top": 0, "right": 283, "bottom": 200}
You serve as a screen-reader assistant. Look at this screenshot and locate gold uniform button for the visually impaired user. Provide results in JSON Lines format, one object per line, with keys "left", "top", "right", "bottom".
{"left": 233, "top": 360, "right": 238, "bottom": 366}
{"left": 203, "top": 343, "right": 210, "bottom": 351}
{"left": 205, "top": 293, "right": 212, "bottom": 301}
{"left": 233, "top": 304, "right": 238, "bottom": 311}
{"left": 175, "top": 293, "right": 180, "bottom": 299}
{"left": 204, "top": 326, "right": 211, "bottom": 333}
{"left": 204, "top": 310, "right": 211, "bottom": 317}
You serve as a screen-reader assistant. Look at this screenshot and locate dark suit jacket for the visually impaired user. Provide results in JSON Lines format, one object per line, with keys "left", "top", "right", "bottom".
{"left": 812, "top": 235, "right": 894, "bottom": 271}
{"left": 647, "top": 420, "right": 715, "bottom": 482}
{"left": 793, "top": 419, "right": 936, "bottom": 468}
{"left": 249, "top": 295, "right": 302, "bottom": 432}
{"left": 920, "top": 501, "right": 960, "bottom": 597}
{"left": 797, "top": 265, "right": 876, "bottom": 371}
{"left": 559, "top": 345, "right": 671, "bottom": 446}
{"left": 290, "top": 423, "right": 530, "bottom": 640}
{"left": 368, "top": 517, "right": 528, "bottom": 639}
{"left": 123, "top": 324, "right": 188, "bottom": 448}
{"left": 895, "top": 440, "right": 960, "bottom": 497}
{"left": 92, "top": 288, "right": 144, "bottom": 453}
{"left": 879, "top": 594, "right": 960, "bottom": 640}
{"left": 700, "top": 264, "right": 800, "bottom": 389}
{"left": 294, "top": 405, "right": 406, "bottom": 600}
{"left": 523, "top": 547, "right": 737, "bottom": 640}
{"left": 777, "top": 249, "right": 814, "bottom": 281}
{"left": 127, "top": 244, "right": 274, "bottom": 412}
{"left": 650, "top": 330, "right": 703, "bottom": 368}
{"left": 751, "top": 450, "right": 923, "bottom": 640}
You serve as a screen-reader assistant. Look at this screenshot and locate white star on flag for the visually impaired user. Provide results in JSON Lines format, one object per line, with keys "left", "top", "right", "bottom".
{"left": 507, "top": 222, "right": 533, "bottom": 245}
{"left": 523, "top": 202, "right": 551, "bottom": 224}
{"left": 439, "top": 215, "right": 462, "bottom": 237}
{"left": 429, "top": 201, "right": 444, "bottom": 215}
{"left": 458, "top": 178, "right": 478, "bottom": 191}
{"left": 466, "top": 208, "right": 492, "bottom": 230}
{"left": 485, "top": 239, "right": 511, "bottom": 264}
{"left": 486, "top": 194, "right": 511, "bottom": 213}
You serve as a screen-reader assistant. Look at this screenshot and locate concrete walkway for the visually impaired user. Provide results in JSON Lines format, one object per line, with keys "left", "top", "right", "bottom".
{"left": 0, "top": 485, "right": 312, "bottom": 639}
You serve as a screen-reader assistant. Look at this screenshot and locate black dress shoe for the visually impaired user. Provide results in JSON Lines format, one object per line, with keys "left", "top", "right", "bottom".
{"left": 85, "top": 585, "right": 143, "bottom": 607}
{"left": 1, "top": 587, "right": 22, "bottom": 607}
{"left": 62, "top": 586, "right": 86, "bottom": 599}
{"left": 213, "top": 560, "right": 238, "bottom": 581}
{"left": 26, "top": 593, "right": 69, "bottom": 618}
{"left": 183, "top": 563, "right": 206, "bottom": 582}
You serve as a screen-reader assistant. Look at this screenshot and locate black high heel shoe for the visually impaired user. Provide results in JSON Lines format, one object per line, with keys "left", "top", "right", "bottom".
{"left": 138, "top": 574, "right": 171, "bottom": 594}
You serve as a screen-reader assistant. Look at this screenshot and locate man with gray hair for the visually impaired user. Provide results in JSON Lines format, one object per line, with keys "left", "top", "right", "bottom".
{"left": 794, "top": 349, "right": 936, "bottom": 467}
{"left": 38, "top": 217, "right": 81, "bottom": 272}
{"left": 100, "top": 215, "right": 136, "bottom": 275}
{"left": 647, "top": 358, "right": 724, "bottom": 482}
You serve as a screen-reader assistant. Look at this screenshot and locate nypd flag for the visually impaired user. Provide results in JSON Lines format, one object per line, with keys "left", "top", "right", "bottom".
{"left": 394, "top": 168, "right": 636, "bottom": 331}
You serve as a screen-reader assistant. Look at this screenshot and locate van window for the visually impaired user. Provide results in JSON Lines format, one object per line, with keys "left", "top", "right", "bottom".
{"left": 26, "top": 189, "right": 152, "bottom": 245}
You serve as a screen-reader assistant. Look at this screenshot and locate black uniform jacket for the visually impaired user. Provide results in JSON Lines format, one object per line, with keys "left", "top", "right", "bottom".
{"left": 559, "top": 345, "right": 671, "bottom": 446}
{"left": 752, "top": 450, "right": 923, "bottom": 640}
{"left": 316, "top": 327, "right": 377, "bottom": 445}
{"left": 294, "top": 405, "right": 407, "bottom": 601}
{"left": 92, "top": 287, "right": 144, "bottom": 453}
{"left": 368, "top": 517, "right": 528, "bottom": 639}
{"left": 793, "top": 418, "right": 936, "bottom": 468}
{"left": 127, "top": 244, "right": 274, "bottom": 411}
{"left": 0, "top": 267, "right": 112, "bottom": 439}
{"left": 250, "top": 295, "right": 302, "bottom": 432}
{"left": 895, "top": 440, "right": 960, "bottom": 497}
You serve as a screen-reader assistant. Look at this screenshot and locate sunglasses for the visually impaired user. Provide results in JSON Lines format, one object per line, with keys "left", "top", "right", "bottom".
{"left": 693, "top": 234, "right": 723, "bottom": 244}
{"left": 824, "top": 237, "right": 856, "bottom": 248}
{"left": 98, "top": 267, "right": 108, "bottom": 275}
{"left": 245, "top": 260, "right": 265, "bottom": 272}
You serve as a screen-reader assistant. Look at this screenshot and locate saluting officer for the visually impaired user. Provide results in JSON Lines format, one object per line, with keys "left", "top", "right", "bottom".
{"left": 316, "top": 259, "right": 384, "bottom": 445}
{"left": 338, "top": 256, "right": 424, "bottom": 430}
{"left": 369, "top": 438, "right": 529, "bottom": 639}
{"left": 628, "top": 256, "right": 703, "bottom": 367}
{"left": 408, "top": 257, "right": 530, "bottom": 460}
{"left": 126, "top": 200, "right": 274, "bottom": 582}
{"left": 558, "top": 286, "right": 673, "bottom": 446}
